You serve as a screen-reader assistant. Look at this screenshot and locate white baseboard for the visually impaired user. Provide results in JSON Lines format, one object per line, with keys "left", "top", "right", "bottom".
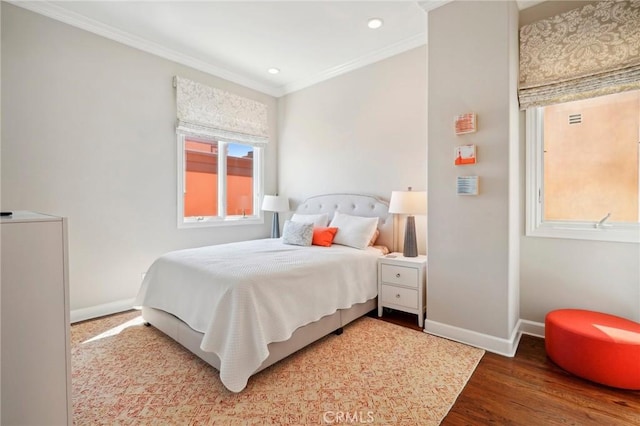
{"left": 519, "top": 319, "right": 545, "bottom": 338}
{"left": 70, "top": 298, "right": 136, "bottom": 323}
{"left": 424, "top": 319, "right": 523, "bottom": 357}
{"left": 424, "top": 318, "right": 546, "bottom": 356}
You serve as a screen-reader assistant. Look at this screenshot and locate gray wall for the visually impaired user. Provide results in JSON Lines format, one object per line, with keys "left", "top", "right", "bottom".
{"left": 1, "top": 4, "right": 278, "bottom": 316}
{"left": 521, "top": 239, "right": 639, "bottom": 323}
{"left": 278, "top": 46, "right": 428, "bottom": 254}
{"left": 426, "top": 1, "right": 520, "bottom": 349}
{"left": 426, "top": 0, "right": 639, "bottom": 351}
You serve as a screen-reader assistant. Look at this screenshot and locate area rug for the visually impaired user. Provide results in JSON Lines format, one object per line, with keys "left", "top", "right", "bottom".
{"left": 72, "top": 311, "right": 484, "bottom": 425}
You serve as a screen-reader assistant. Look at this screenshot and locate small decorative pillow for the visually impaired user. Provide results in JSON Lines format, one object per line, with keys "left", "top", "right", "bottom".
{"left": 290, "top": 213, "right": 329, "bottom": 228}
{"left": 369, "top": 229, "right": 380, "bottom": 246}
{"left": 312, "top": 227, "right": 339, "bottom": 247}
{"left": 372, "top": 245, "right": 390, "bottom": 255}
{"left": 329, "top": 212, "right": 379, "bottom": 250}
{"left": 282, "top": 220, "right": 313, "bottom": 246}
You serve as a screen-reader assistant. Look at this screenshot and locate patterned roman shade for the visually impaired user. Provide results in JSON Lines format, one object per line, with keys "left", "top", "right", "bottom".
{"left": 519, "top": 0, "right": 640, "bottom": 109}
{"left": 174, "top": 76, "right": 269, "bottom": 144}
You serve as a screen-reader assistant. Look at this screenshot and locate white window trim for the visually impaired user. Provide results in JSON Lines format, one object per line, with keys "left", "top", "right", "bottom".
{"left": 525, "top": 108, "right": 640, "bottom": 244}
{"left": 177, "top": 134, "right": 264, "bottom": 229}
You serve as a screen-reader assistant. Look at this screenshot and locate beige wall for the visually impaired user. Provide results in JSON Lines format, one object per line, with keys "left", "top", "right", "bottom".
{"left": 426, "top": 0, "right": 639, "bottom": 350}
{"left": 426, "top": 0, "right": 520, "bottom": 351}
{"left": 4, "top": 0, "right": 638, "bottom": 330}
{"left": 1, "top": 3, "right": 278, "bottom": 316}
{"left": 278, "top": 46, "right": 428, "bottom": 254}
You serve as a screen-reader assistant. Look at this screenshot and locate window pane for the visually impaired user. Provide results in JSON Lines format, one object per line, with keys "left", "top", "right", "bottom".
{"left": 226, "top": 143, "right": 254, "bottom": 216}
{"left": 184, "top": 139, "right": 218, "bottom": 217}
{"left": 543, "top": 90, "right": 639, "bottom": 223}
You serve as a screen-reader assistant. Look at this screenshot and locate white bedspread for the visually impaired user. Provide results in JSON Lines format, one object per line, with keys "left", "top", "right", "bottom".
{"left": 134, "top": 238, "right": 380, "bottom": 392}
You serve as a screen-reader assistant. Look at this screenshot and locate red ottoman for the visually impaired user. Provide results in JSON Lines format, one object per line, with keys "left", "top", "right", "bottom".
{"left": 545, "top": 309, "right": 640, "bottom": 390}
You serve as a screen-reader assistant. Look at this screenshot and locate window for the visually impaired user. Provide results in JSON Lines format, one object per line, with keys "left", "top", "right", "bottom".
{"left": 526, "top": 90, "right": 640, "bottom": 243}
{"left": 173, "top": 76, "right": 269, "bottom": 228}
{"left": 177, "top": 134, "right": 263, "bottom": 227}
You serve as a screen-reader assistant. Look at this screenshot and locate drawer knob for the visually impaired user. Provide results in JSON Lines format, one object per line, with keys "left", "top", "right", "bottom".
{"left": 395, "top": 294, "right": 401, "bottom": 299}
{"left": 396, "top": 273, "right": 401, "bottom": 278}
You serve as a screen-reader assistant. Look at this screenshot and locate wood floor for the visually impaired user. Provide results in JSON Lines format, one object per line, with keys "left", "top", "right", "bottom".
{"left": 374, "top": 309, "right": 640, "bottom": 425}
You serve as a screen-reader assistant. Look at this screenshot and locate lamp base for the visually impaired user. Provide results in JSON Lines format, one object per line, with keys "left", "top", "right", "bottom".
{"left": 402, "top": 215, "right": 418, "bottom": 257}
{"left": 271, "top": 212, "right": 280, "bottom": 238}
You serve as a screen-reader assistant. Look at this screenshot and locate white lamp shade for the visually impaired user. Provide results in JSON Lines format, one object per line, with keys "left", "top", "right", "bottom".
{"left": 261, "top": 195, "right": 289, "bottom": 212}
{"left": 388, "top": 190, "right": 427, "bottom": 215}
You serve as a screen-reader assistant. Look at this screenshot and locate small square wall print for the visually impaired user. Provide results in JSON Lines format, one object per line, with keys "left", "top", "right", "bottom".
{"left": 455, "top": 144, "right": 476, "bottom": 165}
{"left": 455, "top": 113, "right": 477, "bottom": 135}
{"left": 457, "top": 176, "right": 479, "bottom": 195}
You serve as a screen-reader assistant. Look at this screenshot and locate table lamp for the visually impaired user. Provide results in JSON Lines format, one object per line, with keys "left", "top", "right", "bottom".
{"left": 388, "top": 187, "right": 427, "bottom": 257}
{"left": 261, "top": 195, "right": 289, "bottom": 238}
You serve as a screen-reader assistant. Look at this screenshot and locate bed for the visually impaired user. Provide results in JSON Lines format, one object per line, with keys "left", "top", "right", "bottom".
{"left": 134, "top": 193, "right": 393, "bottom": 392}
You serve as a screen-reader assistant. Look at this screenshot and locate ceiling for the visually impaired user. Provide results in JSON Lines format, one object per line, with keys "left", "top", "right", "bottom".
{"left": 12, "top": 1, "right": 539, "bottom": 97}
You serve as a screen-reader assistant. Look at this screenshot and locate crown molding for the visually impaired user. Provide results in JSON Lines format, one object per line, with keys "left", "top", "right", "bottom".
{"left": 417, "top": 0, "right": 453, "bottom": 13}
{"left": 11, "top": 0, "right": 427, "bottom": 98}
{"left": 281, "top": 32, "right": 426, "bottom": 95}
{"left": 9, "top": 1, "right": 285, "bottom": 97}
{"left": 418, "top": 0, "right": 543, "bottom": 12}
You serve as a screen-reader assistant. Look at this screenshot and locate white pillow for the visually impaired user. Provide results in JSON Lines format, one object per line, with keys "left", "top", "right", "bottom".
{"left": 329, "top": 212, "right": 379, "bottom": 250}
{"left": 282, "top": 220, "right": 313, "bottom": 246}
{"left": 290, "top": 213, "right": 329, "bottom": 228}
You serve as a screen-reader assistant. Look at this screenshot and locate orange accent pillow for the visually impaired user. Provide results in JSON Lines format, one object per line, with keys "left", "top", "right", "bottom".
{"left": 312, "top": 227, "right": 339, "bottom": 247}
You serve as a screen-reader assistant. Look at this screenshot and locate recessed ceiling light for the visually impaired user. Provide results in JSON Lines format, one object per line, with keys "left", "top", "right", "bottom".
{"left": 367, "top": 18, "right": 383, "bottom": 29}
{"left": 268, "top": 68, "right": 280, "bottom": 75}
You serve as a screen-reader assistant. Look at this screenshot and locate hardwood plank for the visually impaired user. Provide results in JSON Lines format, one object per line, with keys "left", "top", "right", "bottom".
{"left": 445, "top": 335, "right": 640, "bottom": 425}
{"left": 368, "top": 308, "right": 423, "bottom": 331}
{"left": 372, "top": 313, "right": 640, "bottom": 425}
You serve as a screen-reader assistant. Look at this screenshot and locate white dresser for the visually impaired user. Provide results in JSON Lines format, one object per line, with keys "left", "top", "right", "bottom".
{"left": 1, "top": 211, "right": 72, "bottom": 425}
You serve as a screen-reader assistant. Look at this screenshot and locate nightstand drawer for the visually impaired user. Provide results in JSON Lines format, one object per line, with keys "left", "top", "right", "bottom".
{"left": 380, "top": 264, "right": 418, "bottom": 288}
{"left": 380, "top": 285, "right": 418, "bottom": 310}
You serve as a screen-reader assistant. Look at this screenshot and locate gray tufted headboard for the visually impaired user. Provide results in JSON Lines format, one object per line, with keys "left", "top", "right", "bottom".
{"left": 294, "top": 193, "right": 394, "bottom": 250}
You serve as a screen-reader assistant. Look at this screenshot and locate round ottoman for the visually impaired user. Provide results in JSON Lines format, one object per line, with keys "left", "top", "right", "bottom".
{"left": 545, "top": 309, "right": 640, "bottom": 390}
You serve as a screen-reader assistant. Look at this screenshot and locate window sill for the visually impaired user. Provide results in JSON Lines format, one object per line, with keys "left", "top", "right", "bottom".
{"left": 526, "top": 222, "right": 640, "bottom": 244}
{"left": 178, "top": 216, "right": 264, "bottom": 229}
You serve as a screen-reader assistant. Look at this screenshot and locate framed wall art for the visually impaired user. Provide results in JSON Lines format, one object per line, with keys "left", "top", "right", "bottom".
{"left": 455, "top": 144, "right": 476, "bottom": 165}
{"left": 455, "top": 113, "right": 477, "bottom": 135}
{"left": 456, "top": 176, "right": 479, "bottom": 195}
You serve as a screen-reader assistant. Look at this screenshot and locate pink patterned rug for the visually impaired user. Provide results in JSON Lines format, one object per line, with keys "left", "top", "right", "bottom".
{"left": 72, "top": 311, "right": 484, "bottom": 425}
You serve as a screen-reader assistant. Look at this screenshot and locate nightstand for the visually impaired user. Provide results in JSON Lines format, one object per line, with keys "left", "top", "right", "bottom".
{"left": 377, "top": 253, "right": 427, "bottom": 327}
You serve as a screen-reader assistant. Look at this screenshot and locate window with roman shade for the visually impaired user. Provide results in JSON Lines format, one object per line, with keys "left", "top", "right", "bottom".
{"left": 521, "top": 0, "right": 640, "bottom": 244}
{"left": 518, "top": 0, "right": 640, "bottom": 110}
{"left": 174, "top": 76, "right": 269, "bottom": 144}
{"left": 173, "top": 76, "right": 267, "bottom": 228}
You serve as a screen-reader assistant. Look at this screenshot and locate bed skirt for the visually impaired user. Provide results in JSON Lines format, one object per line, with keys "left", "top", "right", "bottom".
{"left": 141, "top": 297, "right": 376, "bottom": 379}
